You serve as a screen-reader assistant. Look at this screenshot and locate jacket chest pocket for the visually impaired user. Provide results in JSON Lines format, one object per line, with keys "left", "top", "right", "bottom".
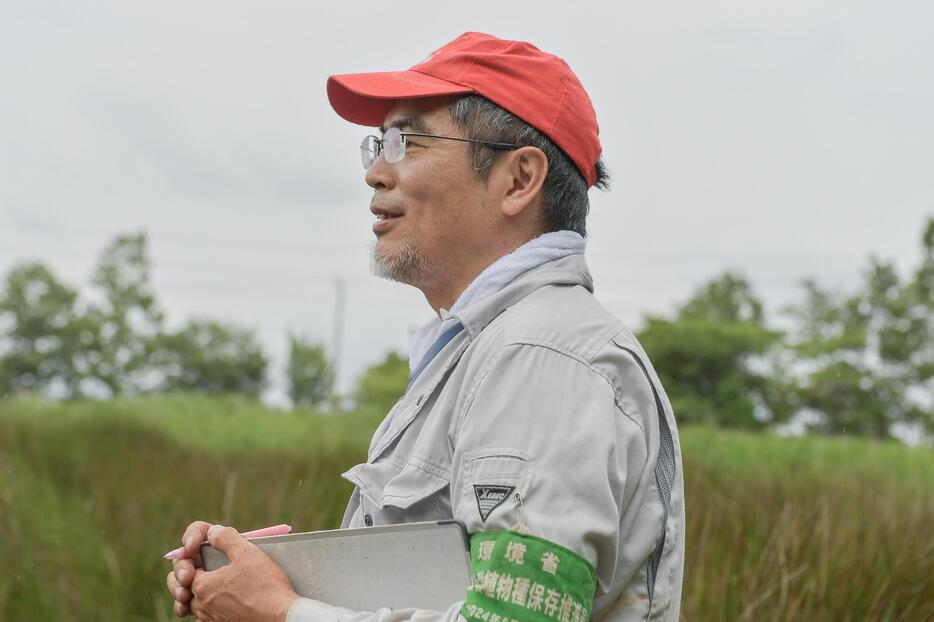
{"left": 342, "top": 460, "right": 451, "bottom": 526}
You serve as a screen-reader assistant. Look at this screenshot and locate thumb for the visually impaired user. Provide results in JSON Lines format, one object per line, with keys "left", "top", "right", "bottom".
{"left": 207, "top": 525, "right": 252, "bottom": 562}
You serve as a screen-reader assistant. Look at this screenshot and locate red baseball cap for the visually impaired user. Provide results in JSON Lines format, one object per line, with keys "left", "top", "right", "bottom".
{"left": 327, "top": 32, "right": 602, "bottom": 188}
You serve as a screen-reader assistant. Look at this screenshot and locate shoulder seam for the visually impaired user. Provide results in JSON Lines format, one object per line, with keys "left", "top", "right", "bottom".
{"left": 465, "top": 338, "right": 648, "bottom": 436}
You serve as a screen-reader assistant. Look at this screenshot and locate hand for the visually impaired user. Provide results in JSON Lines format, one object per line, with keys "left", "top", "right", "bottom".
{"left": 194, "top": 524, "right": 299, "bottom": 621}
{"left": 166, "top": 522, "right": 299, "bottom": 621}
{"left": 167, "top": 520, "right": 212, "bottom": 618}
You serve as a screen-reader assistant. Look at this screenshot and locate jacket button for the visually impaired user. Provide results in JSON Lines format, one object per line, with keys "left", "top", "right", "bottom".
{"left": 364, "top": 513, "right": 373, "bottom": 526}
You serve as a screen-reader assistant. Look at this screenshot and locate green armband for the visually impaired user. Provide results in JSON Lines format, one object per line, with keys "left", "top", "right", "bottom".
{"left": 460, "top": 530, "right": 597, "bottom": 622}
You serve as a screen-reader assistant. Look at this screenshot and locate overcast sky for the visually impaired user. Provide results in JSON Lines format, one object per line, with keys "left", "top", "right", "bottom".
{"left": 2, "top": 1, "right": 932, "bottom": 404}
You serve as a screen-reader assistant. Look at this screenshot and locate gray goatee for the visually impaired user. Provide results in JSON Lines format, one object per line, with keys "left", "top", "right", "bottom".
{"left": 370, "top": 241, "right": 432, "bottom": 283}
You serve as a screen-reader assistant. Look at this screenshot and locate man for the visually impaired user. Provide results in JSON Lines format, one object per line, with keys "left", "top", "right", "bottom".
{"left": 167, "top": 32, "right": 685, "bottom": 621}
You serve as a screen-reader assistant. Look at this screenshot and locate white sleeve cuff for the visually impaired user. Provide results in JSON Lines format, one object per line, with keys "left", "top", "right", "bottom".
{"left": 286, "top": 597, "right": 361, "bottom": 622}
{"left": 285, "top": 597, "right": 467, "bottom": 622}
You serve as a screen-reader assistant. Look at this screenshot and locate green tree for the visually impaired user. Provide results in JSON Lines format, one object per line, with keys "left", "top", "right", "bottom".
{"left": 155, "top": 320, "right": 268, "bottom": 397}
{"left": 355, "top": 351, "right": 409, "bottom": 413}
{"left": 786, "top": 218, "right": 934, "bottom": 437}
{"left": 84, "top": 233, "right": 164, "bottom": 395}
{"left": 0, "top": 263, "right": 85, "bottom": 397}
{"left": 678, "top": 271, "right": 765, "bottom": 324}
{"left": 287, "top": 334, "right": 334, "bottom": 408}
{"left": 637, "top": 272, "right": 789, "bottom": 429}
{"left": 910, "top": 218, "right": 934, "bottom": 389}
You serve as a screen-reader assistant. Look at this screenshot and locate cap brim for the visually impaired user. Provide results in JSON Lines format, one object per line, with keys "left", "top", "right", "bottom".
{"left": 327, "top": 70, "right": 474, "bottom": 127}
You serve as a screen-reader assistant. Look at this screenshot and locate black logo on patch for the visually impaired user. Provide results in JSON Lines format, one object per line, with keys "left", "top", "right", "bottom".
{"left": 473, "top": 485, "right": 515, "bottom": 522}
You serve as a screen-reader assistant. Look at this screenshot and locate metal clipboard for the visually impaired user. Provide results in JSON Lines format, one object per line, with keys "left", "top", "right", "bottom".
{"left": 200, "top": 520, "right": 471, "bottom": 612}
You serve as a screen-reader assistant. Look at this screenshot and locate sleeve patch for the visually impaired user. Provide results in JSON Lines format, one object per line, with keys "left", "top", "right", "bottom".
{"left": 461, "top": 531, "right": 597, "bottom": 622}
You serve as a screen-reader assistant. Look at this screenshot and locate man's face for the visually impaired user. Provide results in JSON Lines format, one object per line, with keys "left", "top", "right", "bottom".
{"left": 365, "top": 98, "right": 496, "bottom": 291}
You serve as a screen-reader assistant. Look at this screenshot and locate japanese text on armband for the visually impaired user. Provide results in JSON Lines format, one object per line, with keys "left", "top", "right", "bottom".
{"left": 461, "top": 531, "right": 597, "bottom": 622}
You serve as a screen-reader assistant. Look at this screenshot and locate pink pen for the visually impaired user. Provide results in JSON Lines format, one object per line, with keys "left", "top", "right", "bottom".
{"left": 163, "top": 524, "right": 292, "bottom": 560}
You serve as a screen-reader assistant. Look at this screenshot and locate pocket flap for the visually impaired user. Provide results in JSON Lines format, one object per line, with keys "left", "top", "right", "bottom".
{"left": 464, "top": 448, "right": 533, "bottom": 484}
{"left": 342, "top": 461, "right": 449, "bottom": 510}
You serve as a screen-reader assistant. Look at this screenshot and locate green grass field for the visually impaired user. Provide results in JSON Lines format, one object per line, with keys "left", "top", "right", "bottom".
{"left": 1, "top": 396, "right": 931, "bottom": 621}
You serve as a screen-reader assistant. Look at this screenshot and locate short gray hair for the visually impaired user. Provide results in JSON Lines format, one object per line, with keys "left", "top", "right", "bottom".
{"left": 449, "top": 95, "right": 610, "bottom": 237}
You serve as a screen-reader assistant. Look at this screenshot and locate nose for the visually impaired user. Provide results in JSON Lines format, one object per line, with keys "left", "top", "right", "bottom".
{"left": 365, "top": 151, "right": 395, "bottom": 191}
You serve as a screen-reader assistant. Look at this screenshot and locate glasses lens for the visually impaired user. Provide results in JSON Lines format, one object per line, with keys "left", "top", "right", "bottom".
{"left": 360, "top": 136, "right": 378, "bottom": 168}
{"left": 383, "top": 127, "right": 405, "bottom": 163}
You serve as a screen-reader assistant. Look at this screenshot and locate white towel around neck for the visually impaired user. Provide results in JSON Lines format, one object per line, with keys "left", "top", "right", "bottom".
{"left": 408, "top": 230, "right": 586, "bottom": 371}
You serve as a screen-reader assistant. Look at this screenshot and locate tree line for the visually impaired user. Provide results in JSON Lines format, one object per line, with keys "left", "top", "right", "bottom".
{"left": 2, "top": 220, "right": 932, "bottom": 440}
{"left": 637, "top": 217, "right": 934, "bottom": 439}
{"left": 0, "top": 234, "right": 331, "bottom": 407}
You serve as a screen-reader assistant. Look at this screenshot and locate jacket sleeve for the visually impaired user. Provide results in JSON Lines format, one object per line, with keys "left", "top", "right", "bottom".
{"left": 286, "top": 598, "right": 464, "bottom": 622}
{"left": 286, "top": 342, "right": 649, "bottom": 621}
{"left": 448, "top": 342, "right": 648, "bottom": 599}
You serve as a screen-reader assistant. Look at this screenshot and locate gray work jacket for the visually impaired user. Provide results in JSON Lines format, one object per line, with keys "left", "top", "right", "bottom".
{"left": 288, "top": 254, "right": 685, "bottom": 621}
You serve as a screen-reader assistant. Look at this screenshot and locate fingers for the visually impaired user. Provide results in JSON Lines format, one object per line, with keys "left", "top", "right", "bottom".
{"left": 206, "top": 524, "right": 252, "bottom": 561}
{"left": 173, "top": 557, "right": 197, "bottom": 588}
{"left": 168, "top": 573, "right": 192, "bottom": 604}
{"left": 181, "top": 520, "right": 214, "bottom": 558}
{"left": 190, "top": 567, "right": 210, "bottom": 594}
{"left": 166, "top": 570, "right": 192, "bottom": 618}
{"left": 167, "top": 519, "right": 211, "bottom": 618}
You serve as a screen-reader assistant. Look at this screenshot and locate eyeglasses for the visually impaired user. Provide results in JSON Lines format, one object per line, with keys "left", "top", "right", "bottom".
{"left": 360, "top": 126, "right": 520, "bottom": 169}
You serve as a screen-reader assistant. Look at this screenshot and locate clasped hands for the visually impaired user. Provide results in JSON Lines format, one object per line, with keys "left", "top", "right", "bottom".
{"left": 166, "top": 521, "right": 300, "bottom": 621}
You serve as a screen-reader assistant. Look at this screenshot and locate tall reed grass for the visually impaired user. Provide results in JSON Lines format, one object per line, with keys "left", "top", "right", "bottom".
{"left": 1, "top": 397, "right": 931, "bottom": 621}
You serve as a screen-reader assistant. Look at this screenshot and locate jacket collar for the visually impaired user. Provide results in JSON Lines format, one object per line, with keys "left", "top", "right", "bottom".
{"left": 452, "top": 253, "right": 594, "bottom": 339}
{"left": 365, "top": 254, "right": 594, "bottom": 463}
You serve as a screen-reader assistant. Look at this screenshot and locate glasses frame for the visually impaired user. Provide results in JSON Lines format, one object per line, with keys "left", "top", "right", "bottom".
{"left": 361, "top": 126, "right": 520, "bottom": 169}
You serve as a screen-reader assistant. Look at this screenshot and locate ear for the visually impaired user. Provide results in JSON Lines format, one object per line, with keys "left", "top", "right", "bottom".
{"left": 496, "top": 146, "right": 548, "bottom": 217}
